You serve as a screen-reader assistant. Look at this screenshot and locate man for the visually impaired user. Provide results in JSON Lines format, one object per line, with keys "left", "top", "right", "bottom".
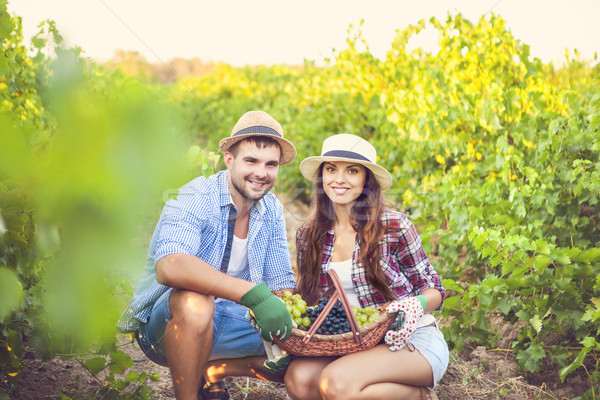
{"left": 117, "top": 111, "right": 297, "bottom": 400}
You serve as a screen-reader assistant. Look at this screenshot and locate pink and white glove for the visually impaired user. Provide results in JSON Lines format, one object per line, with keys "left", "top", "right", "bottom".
{"left": 384, "top": 297, "right": 424, "bottom": 351}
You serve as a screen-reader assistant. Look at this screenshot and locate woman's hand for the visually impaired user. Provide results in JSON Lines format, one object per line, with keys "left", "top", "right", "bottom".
{"left": 384, "top": 296, "right": 424, "bottom": 351}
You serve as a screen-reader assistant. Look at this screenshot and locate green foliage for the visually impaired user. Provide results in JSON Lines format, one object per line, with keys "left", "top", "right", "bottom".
{"left": 1, "top": 3, "right": 599, "bottom": 396}
{"left": 0, "top": 268, "right": 22, "bottom": 321}
{"left": 0, "top": 2, "right": 191, "bottom": 395}
{"left": 75, "top": 348, "right": 155, "bottom": 399}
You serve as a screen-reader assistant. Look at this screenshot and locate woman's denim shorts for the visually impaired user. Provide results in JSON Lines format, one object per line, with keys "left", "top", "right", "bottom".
{"left": 408, "top": 323, "right": 449, "bottom": 388}
{"left": 136, "top": 288, "right": 266, "bottom": 366}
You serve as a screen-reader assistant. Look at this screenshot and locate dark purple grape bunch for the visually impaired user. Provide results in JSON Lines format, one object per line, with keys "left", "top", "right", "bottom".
{"left": 306, "top": 297, "right": 352, "bottom": 335}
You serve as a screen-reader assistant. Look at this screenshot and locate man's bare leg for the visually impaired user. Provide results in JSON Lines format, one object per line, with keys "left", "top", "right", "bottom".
{"left": 206, "top": 356, "right": 285, "bottom": 384}
{"left": 164, "top": 290, "right": 215, "bottom": 400}
{"left": 206, "top": 356, "right": 285, "bottom": 383}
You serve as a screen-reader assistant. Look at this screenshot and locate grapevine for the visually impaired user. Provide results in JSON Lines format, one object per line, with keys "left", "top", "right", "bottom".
{"left": 0, "top": 3, "right": 598, "bottom": 396}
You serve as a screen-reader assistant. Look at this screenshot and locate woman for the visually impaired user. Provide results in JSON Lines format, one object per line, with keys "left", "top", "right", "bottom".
{"left": 284, "top": 134, "right": 449, "bottom": 400}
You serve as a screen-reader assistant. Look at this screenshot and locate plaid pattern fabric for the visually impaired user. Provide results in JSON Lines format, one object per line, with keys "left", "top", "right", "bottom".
{"left": 296, "top": 209, "right": 444, "bottom": 309}
{"left": 117, "top": 170, "right": 296, "bottom": 333}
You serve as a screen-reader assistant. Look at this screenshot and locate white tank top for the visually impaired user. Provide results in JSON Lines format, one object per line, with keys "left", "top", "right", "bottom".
{"left": 327, "top": 259, "right": 360, "bottom": 308}
{"left": 215, "top": 235, "right": 249, "bottom": 303}
{"left": 226, "top": 234, "right": 248, "bottom": 277}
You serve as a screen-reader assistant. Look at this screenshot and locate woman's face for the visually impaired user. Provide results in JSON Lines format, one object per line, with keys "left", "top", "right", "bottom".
{"left": 321, "top": 161, "right": 367, "bottom": 206}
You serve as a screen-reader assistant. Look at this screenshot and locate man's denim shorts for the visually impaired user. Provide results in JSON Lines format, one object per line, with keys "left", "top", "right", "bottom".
{"left": 136, "top": 288, "right": 266, "bottom": 366}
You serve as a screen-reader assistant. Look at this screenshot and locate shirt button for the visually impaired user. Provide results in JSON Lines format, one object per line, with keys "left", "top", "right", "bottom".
{"left": 228, "top": 242, "right": 232, "bottom": 247}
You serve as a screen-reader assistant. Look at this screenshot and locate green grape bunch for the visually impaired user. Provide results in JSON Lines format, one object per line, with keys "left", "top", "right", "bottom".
{"left": 282, "top": 291, "right": 311, "bottom": 330}
{"left": 352, "top": 305, "right": 381, "bottom": 328}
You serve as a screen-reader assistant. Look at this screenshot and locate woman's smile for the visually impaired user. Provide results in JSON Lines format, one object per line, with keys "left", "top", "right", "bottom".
{"left": 322, "top": 161, "right": 366, "bottom": 205}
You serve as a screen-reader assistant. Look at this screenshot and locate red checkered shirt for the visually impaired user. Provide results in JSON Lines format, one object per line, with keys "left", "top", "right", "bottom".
{"left": 296, "top": 210, "right": 445, "bottom": 308}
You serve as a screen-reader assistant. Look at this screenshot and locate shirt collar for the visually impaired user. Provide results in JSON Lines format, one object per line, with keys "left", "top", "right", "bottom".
{"left": 218, "top": 170, "right": 234, "bottom": 208}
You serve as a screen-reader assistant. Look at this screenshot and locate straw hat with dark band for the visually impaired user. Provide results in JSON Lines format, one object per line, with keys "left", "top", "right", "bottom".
{"left": 219, "top": 111, "right": 297, "bottom": 165}
{"left": 300, "top": 133, "right": 392, "bottom": 190}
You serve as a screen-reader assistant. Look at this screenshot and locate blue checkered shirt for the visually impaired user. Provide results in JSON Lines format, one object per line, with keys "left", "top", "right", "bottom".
{"left": 117, "top": 170, "right": 296, "bottom": 333}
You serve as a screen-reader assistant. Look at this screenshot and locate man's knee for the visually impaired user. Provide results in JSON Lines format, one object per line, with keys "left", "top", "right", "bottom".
{"left": 168, "top": 290, "right": 215, "bottom": 329}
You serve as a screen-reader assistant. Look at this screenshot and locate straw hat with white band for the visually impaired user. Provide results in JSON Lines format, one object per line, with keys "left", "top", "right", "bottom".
{"left": 219, "top": 110, "right": 297, "bottom": 165}
{"left": 299, "top": 133, "right": 392, "bottom": 190}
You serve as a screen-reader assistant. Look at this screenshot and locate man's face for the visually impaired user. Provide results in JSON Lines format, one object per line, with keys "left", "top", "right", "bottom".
{"left": 224, "top": 140, "right": 281, "bottom": 202}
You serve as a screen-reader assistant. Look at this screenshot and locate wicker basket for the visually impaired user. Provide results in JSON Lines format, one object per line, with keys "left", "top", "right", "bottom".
{"left": 273, "top": 269, "right": 394, "bottom": 357}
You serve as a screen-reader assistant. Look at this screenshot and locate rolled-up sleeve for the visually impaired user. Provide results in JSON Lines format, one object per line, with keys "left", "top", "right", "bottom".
{"left": 396, "top": 214, "right": 445, "bottom": 303}
{"left": 155, "top": 204, "right": 201, "bottom": 260}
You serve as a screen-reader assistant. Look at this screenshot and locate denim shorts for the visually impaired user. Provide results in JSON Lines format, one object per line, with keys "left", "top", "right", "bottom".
{"left": 136, "top": 288, "right": 266, "bottom": 366}
{"left": 407, "top": 323, "right": 449, "bottom": 388}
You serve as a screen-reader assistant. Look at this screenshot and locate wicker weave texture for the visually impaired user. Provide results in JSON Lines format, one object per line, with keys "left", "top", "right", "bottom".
{"left": 273, "top": 304, "right": 394, "bottom": 356}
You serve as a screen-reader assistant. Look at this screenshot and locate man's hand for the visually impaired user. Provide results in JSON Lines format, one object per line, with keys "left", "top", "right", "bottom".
{"left": 240, "top": 283, "right": 293, "bottom": 341}
{"left": 263, "top": 351, "right": 292, "bottom": 374}
{"left": 245, "top": 310, "right": 294, "bottom": 374}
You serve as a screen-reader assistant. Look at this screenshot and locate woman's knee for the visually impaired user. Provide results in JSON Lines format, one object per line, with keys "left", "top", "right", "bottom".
{"left": 168, "top": 290, "right": 214, "bottom": 329}
{"left": 319, "top": 364, "right": 354, "bottom": 399}
{"left": 284, "top": 361, "right": 320, "bottom": 399}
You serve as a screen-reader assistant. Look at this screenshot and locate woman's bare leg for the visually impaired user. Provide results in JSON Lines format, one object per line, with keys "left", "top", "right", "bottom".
{"left": 318, "top": 344, "right": 433, "bottom": 400}
{"left": 284, "top": 356, "right": 337, "bottom": 400}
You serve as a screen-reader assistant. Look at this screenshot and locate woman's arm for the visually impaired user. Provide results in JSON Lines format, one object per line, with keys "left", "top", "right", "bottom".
{"left": 393, "top": 212, "right": 446, "bottom": 306}
{"left": 419, "top": 287, "right": 443, "bottom": 313}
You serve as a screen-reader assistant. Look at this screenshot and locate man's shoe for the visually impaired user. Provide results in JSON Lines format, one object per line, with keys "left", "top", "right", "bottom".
{"left": 198, "top": 378, "right": 232, "bottom": 400}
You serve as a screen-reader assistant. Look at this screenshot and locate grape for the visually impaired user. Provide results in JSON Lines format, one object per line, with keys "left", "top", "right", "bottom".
{"left": 296, "top": 301, "right": 307, "bottom": 314}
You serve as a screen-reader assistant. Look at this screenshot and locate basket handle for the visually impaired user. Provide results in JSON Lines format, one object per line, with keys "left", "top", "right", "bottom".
{"left": 302, "top": 269, "right": 363, "bottom": 345}
{"left": 326, "top": 269, "right": 362, "bottom": 344}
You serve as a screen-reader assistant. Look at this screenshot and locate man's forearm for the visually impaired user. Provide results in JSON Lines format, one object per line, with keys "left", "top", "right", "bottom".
{"left": 156, "top": 253, "right": 255, "bottom": 302}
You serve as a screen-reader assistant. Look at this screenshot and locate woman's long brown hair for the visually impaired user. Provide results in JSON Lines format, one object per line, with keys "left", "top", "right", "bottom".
{"left": 297, "top": 164, "right": 396, "bottom": 304}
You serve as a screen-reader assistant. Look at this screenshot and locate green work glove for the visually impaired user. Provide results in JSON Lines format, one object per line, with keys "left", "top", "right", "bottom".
{"left": 241, "top": 282, "right": 293, "bottom": 341}
{"left": 264, "top": 352, "right": 293, "bottom": 374}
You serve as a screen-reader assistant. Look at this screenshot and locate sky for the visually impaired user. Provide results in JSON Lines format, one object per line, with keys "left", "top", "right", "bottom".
{"left": 7, "top": 0, "right": 600, "bottom": 67}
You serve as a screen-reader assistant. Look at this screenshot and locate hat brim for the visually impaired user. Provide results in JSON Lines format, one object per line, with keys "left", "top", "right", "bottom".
{"left": 299, "top": 156, "right": 392, "bottom": 191}
{"left": 219, "top": 134, "right": 297, "bottom": 165}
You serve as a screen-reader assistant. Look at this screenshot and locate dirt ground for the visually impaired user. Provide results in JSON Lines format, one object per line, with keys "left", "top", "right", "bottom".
{"left": 12, "top": 334, "right": 587, "bottom": 400}
{"left": 7, "top": 197, "right": 591, "bottom": 399}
